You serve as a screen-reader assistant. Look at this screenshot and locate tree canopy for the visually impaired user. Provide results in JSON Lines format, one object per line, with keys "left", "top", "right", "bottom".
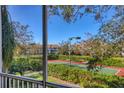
{"left": 48, "top": 5, "right": 124, "bottom": 23}
{"left": 12, "top": 21, "right": 33, "bottom": 45}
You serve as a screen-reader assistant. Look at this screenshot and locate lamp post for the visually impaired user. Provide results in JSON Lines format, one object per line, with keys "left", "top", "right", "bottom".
{"left": 68, "top": 37, "right": 81, "bottom": 66}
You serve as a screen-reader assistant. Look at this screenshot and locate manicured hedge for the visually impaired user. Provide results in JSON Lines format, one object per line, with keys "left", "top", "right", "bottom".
{"left": 58, "top": 55, "right": 93, "bottom": 62}
{"left": 48, "top": 54, "right": 59, "bottom": 60}
{"left": 99, "top": 57, "right": 124, "bottom": 67}
{"left": 48, "top": 64, "right": 124, "bottom": 88}
{"left": 58, "top": 55, "right": 68, "bottom": 60}
{"left": 14, "top": 55, "right": 42, "bottom": 61}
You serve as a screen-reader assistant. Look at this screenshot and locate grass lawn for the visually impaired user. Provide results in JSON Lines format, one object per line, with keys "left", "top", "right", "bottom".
{"left": 22, "top": 71, "right": 79, "bottom": 87}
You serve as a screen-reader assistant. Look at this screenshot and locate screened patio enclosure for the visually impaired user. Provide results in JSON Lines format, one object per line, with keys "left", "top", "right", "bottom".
{"left": 0, "top": 5, "right": 72, "bottom": 88}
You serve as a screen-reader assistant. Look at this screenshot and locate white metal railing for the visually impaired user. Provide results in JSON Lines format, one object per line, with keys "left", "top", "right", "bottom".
{"left": 0, "top": 73, "right": 43, "bottom": 88}
{"left": 0, "top": 73, "right": 73, "bottom": 88}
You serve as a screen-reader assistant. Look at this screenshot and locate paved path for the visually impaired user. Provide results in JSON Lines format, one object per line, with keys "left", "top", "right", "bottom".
{"left": 24, "top": 71, "right": 42, "bottom": 77}
{"left": 48, "top": 60, "right": 124, "bottom": 77}
{"left": 49, "top": 76, "right": 80, "bottom": 88}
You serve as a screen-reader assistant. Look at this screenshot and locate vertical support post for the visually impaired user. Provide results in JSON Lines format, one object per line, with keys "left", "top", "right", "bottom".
{"left": 0, "top": 6, "right": 2, "bottom": 73}
{"left": 0, "top": 6, "right": 3, "bottom": 88}
{"left": 42, "top": 5, "right": 48, "bottom": 88}
{"left": 69, "top": 39, "right": 71, "bottom": 66}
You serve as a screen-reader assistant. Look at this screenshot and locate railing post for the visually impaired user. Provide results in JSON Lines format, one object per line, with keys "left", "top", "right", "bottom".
{"left": 0, "top": 6, "right": 3, "bottom": 88}
{"left": 42, "top": 5, "right": 48, "bottom": 88}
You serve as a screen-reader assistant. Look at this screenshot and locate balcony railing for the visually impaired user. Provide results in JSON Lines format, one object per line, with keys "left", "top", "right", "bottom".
{"left": 0, "top": 73, "right": 43, "bottom": 88}
{"left": 0, "top": 73, "right": 72, "bottom": 88}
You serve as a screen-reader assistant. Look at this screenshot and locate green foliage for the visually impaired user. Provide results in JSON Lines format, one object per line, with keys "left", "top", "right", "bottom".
{"left": 70, "top": 56, "right": 83, "bottom": 62}
{"left": 58, "top": 55, "right": 93, "bottom": 62}
{"left": 99, "top": 16, "right": 124, "bottom": 44}
{"left": 48, "top": 53, "right": 59, "bottom": 60}
{"left": 48, "top": 64, "right": 124, "bottom": 88}
{"left": 58, "top": 55, "right": 69, "bottom": 60}
{"left": 14, "top": 55, "right": 42, "bottom": 61}
{"left": 99, "top": 57, "right": 124, "bottom": 67}
{"left": 87, "top": 56, "right": 100, "bottom": 71}
{"left": 58, "top": 40, "right": 69, "bottom": 55}
{"left": 9, "top": 57, "right": 42, "bottom": 75}
{"left": 98, "top": 16, "right": 124, "bottom": 57}
{"left": 2, "top": 6, "right": 15, "bottom": 73}
{"left": 48, "top": 64, "right": 92, "bottom": 84}
{"left": 48, "top": 6, "right": 124, "bottom": 23}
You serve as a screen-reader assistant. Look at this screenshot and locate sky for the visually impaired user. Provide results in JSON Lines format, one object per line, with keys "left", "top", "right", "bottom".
{"left": 8, "top": 5, "right": 114, "bottom": 44}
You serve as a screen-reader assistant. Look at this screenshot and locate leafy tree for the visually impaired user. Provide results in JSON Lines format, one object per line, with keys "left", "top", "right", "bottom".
{"left": 98, "top": 16, "right": 124, "bottom": 56}
{"left": 12, "top": 21, "right": 33, "bottom": 56}
{"left": 80, "top": 37, "right": 111, "bottom": 59}
{"left": 71, "top": 44, "right": 82, "bottom": 55}
{"left": 58, "top": 41, "right": 70, "bottom": 55}
{"left": 48, "top": 5, "right": 124, "bottom": 23}
{"left": 2, "top": 6, "right": 33, "bottom": 72}
{"left": 2, "top": 6, "right": 15, "bottom": 73}
{"left": 12, "top": 21, "right": 33, "bottom": 45}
